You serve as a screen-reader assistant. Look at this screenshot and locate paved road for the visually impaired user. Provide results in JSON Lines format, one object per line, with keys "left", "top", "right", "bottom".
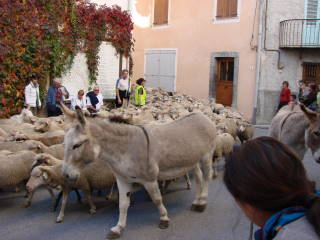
{"left": 1, "top": 127, "right": 320, "bottom": 240}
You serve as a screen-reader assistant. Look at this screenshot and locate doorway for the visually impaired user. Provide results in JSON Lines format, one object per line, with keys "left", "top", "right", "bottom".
{"left": 215, "top": 58, "right": 234, "bottom": 106}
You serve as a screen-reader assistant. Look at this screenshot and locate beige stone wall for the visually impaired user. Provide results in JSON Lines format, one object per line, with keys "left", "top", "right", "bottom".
{"left": 132, "top": 0, "right": 259, "bottom": 120}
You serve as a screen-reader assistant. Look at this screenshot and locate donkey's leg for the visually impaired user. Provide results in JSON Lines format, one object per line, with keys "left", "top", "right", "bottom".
{"left": 143, "top": 181, "right": 170, "bottom": 229}
{"left": 191, "top": 163, "right": 204, "bottom": 211}
{"left": 198, "top": 154, "right": 213, "bottom": 210}
{"left": 108, "top": 178, "right": 132, "bottom": 239}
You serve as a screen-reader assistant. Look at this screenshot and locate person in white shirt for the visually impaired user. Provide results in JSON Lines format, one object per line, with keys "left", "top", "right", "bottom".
{"left": 24, "top": 76, "right": 41, "bottom": 115}
{"left": 71, "top": 90, "right": 87, "bottom": 111}
{"left": 86, "top": 85, "right": 103, "bottom": 113}
{"left": 116, "top": 69, "right": 130, "bottom": 108}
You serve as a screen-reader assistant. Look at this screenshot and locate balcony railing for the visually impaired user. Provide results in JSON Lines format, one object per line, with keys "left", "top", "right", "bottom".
{"left": 280, "top": 19, "right": 320, "bottom": 48}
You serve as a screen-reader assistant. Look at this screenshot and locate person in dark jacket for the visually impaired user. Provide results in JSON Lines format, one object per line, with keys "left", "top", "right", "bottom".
{"left": 277, "top": 81, "right": 291, "bottom": 111}
{"left": 224, "top": 137, "right": 320, "bottom": 240}
{"left": 46, "top": 78, "right": 69, "bottom": 117}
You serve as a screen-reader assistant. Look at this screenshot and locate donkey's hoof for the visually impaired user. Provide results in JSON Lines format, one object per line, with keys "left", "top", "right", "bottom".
{"left": 191, "top": 204, "right": 206, "bottom": 212}
{"left": 107, "top": 231, "right": 121, "bottom": 239}
{"left": 159, "top": 220, "right": 170, "bottom": 229}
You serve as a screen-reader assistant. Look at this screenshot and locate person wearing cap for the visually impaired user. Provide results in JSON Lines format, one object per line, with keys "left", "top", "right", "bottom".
{"left": 46, "top": 78, "right": 69, "bottom": 117}
{"left": 24, "top": 75, "right": 41, "bottom": 115}
{"left": 86, "top": 85, "right": 103, "bottom": 113}
{"left": 134, "top": 78, "right": 147, "bottom": 107}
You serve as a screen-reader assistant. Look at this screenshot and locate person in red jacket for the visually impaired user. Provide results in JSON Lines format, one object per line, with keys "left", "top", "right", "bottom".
{"left": 277, "top": 81, "right": 291, "bottom": 111}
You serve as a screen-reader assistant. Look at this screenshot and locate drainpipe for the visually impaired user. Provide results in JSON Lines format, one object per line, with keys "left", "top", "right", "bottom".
{"left": 251, "top": 0, "right": 264, "bottom": 124}
{"left": 264, "top": 0, "right": 283, "bottom": 70}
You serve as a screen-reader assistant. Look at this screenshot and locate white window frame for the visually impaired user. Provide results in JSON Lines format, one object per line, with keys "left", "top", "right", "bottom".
{"left": 144, "top": 48, "right": 178, "bottom": 91}
{"left": 212, "top": 0, "right": 241, "bottom": 24}
{"left": 151, "top": 0, "right": 171, "bottom": 29}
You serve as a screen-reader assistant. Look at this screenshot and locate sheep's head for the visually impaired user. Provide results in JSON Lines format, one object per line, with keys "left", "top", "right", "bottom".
{"left": 34, "top": 119, "right": 50, "bottom": 133}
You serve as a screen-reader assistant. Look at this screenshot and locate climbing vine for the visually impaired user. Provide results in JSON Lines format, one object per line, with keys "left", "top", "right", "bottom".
{"left": 0, "top": 0, "right": 134, "bottom": 117}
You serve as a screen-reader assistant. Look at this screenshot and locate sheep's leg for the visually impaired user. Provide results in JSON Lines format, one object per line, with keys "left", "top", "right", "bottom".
{"left": 143, "top": 181, "right": 170, "bottom": 229}
{"left": 84, "top": 190, "right": 96, "bottom": 215}
{"left": 54, "top": 191, "right": 63, "bottom": 212}
{"left": 23, "top": 191, "right": 34, "bottom": 208}
{"left": 106, "top": 183, "right": 116, "bottom": 201}
{"left": 192, "top": 154, "right": 212, "bottom": 212}
{"left": 107, "top": 177, "right": 132, "bottom": 239}
{"left": 46, "top": 187, "right": 56, "bottom": 212}
{"left": 56, "top": 189, "right": 69, "bottom": 223}
{"left": 74, "top": 189, "right": 82, "bottom": 203}
{"left": 184, "top": 173, "right": 191, "bottom": 190}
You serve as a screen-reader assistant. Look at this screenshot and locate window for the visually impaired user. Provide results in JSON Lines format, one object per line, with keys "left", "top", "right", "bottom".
{"left": 145, "top": 49, "right": 176, "bottom": 92}
{"left": 216, "top": 0, "right": 238, "bottom": 19}
{"left": 153, "top": 0, "right": 169, "bottom": 26}
{"left": 303, "top": 62, "right": 320, "bottom": 85}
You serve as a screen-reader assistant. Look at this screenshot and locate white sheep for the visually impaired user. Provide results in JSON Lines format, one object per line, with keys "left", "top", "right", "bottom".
{"left": 0, "top": 151, "right": 37, "bottom": 189}
{"left": 213, "top": 133, "right": 235, "bottom": 178}
{"left": 27, "top": 162, "right": 115, "bottom": 223}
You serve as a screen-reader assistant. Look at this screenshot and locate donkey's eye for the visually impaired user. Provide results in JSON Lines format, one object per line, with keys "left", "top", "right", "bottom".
{"left": 313, "top": 131, "right": 320, "bottom": 137}
{"left": 73, "top": 142, "right": 83, "bottom": 150}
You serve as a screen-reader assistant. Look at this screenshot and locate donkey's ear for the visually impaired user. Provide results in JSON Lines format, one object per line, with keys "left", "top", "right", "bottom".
{"left": 59, "top": 102, "right": 76, "bottom": 118}
{"left": 300, "top": 104, "right": 317, "bottom": 123}
{"left": 75, "top": 106, "right": 86, "bottom": 127}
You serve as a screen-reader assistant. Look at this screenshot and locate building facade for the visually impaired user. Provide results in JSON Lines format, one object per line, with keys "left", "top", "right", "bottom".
{"left": 255, "top": 0, "right": 320, "bottom": 124}
{"left": 131, "top": 0, "right": 259, "bottom": 120}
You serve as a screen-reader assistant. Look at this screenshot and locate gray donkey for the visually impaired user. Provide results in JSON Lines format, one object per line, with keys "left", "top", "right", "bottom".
{"left": 62, "top": 107, "right": 216, "bottom": 239}
{"left": 269, "top": 104, "right": 320, "bottom": 163}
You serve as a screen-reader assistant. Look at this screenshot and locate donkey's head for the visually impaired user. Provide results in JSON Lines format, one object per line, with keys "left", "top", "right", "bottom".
{"left": 301, "top": 104, "right": 320, "bottom": 163}
{"left": 62, "top": 107, "right": 100, "bottom": 182}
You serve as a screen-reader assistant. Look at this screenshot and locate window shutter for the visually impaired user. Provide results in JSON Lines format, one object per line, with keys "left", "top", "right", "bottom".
{"left": 229, "top": 0, "right": 238, "bottom": 17}
{"left": 217, "top": 0, "right": 227, "bottom": 18}
{"left": 154, "top": 0, "right": 169, "bottom": 25}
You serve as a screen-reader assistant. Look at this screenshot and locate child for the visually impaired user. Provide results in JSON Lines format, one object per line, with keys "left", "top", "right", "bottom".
{"left": 289, "top": 94, "right": 297, "bottom": 105}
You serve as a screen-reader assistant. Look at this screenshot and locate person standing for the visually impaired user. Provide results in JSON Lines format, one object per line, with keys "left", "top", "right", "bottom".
{"left": 134, "top": 78, "right": 147, "bottom": 107}
{"left": 277, "top": 81, "right": 291, "bottom": 111}
{"left": 299, "top": 81, "right": 311, "bottom": 103}
{"left": 46, "top": 78, "right": 69, "bottom": 117}
{"left": 71, "top": 90, "right": 86, "bottom": 111}
{"left": 116, "top": 69, "right": 130, "bottom": 108}
{"left": 24, "top": 76, "right": 41, "bottom": 115}
{"left": 86, "top": 85, "right": 103, "bottom": 113}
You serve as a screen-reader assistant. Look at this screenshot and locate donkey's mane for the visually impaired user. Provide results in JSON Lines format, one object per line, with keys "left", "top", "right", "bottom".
{"left": 108, "top": 115, "right": 131, "bottom": 125}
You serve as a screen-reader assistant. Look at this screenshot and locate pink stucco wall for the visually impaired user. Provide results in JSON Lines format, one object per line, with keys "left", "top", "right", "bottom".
{"left": 132, "top": 0, "right": 258, "bottom": 120}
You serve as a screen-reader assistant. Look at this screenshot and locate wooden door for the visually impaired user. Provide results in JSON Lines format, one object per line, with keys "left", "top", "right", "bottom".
{"left": 216, "top": 58, "right": 234, "bottom": 106}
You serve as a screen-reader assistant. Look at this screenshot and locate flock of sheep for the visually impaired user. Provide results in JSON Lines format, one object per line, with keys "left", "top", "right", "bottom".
{"left": 0, "top": 88, "right": 255, "bottom": 225}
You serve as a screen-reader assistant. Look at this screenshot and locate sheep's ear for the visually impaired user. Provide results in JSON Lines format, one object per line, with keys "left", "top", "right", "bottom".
{"left": 300, "top": 104, "right": 317, "bottom": 123}
{"left": 41, "top": 169, "right": 51, "bottom": 181}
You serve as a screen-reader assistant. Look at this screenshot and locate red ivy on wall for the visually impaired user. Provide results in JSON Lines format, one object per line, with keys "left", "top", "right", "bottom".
{"left": 0, "top": 0, "right": 134, "bottom": 118}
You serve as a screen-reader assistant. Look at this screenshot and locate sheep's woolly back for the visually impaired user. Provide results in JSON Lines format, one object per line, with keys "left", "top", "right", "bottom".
{"left": 0, "top": 151, "right": 37, "bottom": 188}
